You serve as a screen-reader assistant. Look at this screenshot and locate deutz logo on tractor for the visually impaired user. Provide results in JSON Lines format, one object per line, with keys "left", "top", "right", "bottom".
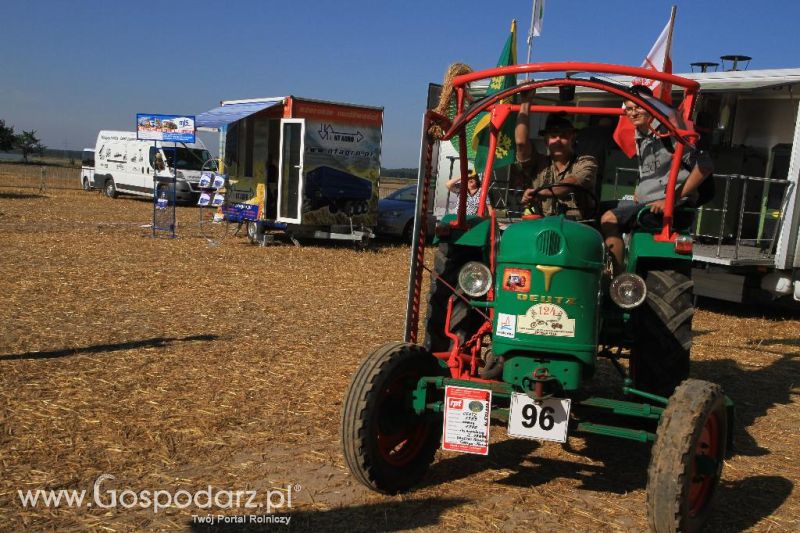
{"left": 516, "top": 294, "right": 576, "bottom": 305}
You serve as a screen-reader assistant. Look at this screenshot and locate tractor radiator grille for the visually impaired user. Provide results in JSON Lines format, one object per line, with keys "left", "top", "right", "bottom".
{"left": 536, "top": 230, "right": 562, "bottom": 256}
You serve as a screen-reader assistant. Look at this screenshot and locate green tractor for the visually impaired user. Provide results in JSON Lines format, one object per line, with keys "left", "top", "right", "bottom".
{"left": 341, "top": 63, "right": 732, "bottom": 532}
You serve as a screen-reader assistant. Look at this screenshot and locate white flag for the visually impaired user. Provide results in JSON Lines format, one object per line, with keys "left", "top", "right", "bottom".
{"left": 532, "top": 0, "right": 545, "bottom": 37}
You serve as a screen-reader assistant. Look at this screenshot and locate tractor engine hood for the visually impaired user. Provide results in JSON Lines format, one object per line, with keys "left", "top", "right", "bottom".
{"left": 498, "top": 217, "right": 604, "bottom": 270}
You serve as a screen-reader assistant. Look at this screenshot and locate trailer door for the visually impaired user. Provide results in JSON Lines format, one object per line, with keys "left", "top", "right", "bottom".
{"left": 277, "top": 119, "right": 305, "bottom": 224}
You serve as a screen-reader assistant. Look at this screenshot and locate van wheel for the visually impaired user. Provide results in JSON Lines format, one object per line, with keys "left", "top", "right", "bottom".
{"left": 82, "top": 178, "right": 91, "bottom": 191}
{"left": 104, "top": 179, "right": 117, "bottom": 199}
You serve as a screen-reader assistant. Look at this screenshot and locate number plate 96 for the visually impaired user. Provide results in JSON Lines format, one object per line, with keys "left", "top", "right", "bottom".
{"left": 507, "top": 394, "right": 571, "bottom": 443}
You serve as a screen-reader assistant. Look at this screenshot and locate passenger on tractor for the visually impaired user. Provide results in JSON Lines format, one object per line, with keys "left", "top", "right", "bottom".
{"left": 512, "top": 89, "right": 598, "bottom": 221}
{"left": 445, "top": 169, "right": 493, "bottom": 215}
{"left": 600, "top": 85, "right": 714, "bottom": 275}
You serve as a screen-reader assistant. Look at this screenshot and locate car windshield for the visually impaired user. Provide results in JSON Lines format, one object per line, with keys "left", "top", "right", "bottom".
{"left": 389, "top": 186, "right": 416, "bottom": 202}
{"left": 156, "top": 147, "right": 212, "bottom": 171}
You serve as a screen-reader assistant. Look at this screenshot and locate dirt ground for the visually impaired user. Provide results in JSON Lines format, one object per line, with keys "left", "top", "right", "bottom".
{"left": 0, "top": 189, "right": 798, "bottom": 532}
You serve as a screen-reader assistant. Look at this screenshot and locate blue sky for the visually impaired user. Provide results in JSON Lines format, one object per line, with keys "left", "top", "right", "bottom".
{"left": 2, "top": 0, "right": 799, "bottom": 167}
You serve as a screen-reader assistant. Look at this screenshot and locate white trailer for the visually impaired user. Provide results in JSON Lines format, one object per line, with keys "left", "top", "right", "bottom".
{"left": 195, "top": 96, "right": 383, "bottom": 244}
{"left": 80, "top": 148, "right": 94, "bottom": 190}
{"left": 651, "top": 68, "right": 800, "bottom": 305}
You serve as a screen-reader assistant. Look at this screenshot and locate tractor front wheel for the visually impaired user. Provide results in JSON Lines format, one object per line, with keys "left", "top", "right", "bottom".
{"left": 647, "top": 379, "right": 727, "bottom": 533}
{"left": 341, "top": 342, "right": 443, "bottom": 494}
{"left": 631, "top": 269, "right": 693, "bottom": 397}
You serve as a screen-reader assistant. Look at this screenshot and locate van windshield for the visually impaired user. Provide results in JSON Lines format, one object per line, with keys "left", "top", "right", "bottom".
{"left": 150, "top": 147, "right": 212, "bottom": 171}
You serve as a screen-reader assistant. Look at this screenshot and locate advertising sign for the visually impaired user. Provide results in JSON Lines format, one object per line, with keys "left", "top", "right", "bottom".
{"left": 137, "top": 113, "right": 196, "bottom": 143}
{"left": 295, "top": 101, "right": 382, "bottom": 226}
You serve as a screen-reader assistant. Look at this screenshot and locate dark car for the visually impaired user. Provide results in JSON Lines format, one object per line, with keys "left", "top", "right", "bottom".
{"left": 377, "top": 184, "right": 435, "bottom": 242}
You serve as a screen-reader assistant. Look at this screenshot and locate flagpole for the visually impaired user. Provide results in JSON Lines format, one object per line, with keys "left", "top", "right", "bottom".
{"left": 525, "top": 0, "right": 537, "bottom": 79}
{"left": 665, "top": 5, "right": 677, "bottom": 71}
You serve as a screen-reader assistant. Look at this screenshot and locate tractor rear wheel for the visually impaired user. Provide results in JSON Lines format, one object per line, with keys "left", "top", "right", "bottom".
{"left": 423, "top": 243, "right": 483, "bottom": 352}
{"left": 647, "top": 379, "right": 727, "bottom": 533}
{"left": 631, "top": 269, "right": 693, "bottom": 397}
{"left": 341, "top": 341, "right": 443, "bottom": 494}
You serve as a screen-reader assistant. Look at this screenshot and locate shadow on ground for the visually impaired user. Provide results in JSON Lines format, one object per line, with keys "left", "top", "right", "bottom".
{"left": 0, "top": 334, "right": 220, "bottom": 361}
{"left": 187, "top": 497, "right": 469, "bottom": 532}
{"left": 706, "top": 475, "right": 794, "bottom": 532}
{"left": 693, "top": 353, "right": 799, "bottom": 456}
{"left": 422, "top": 430, "right": 650, "bottom": 495}
{"left": 697, "top": 296, "right": 800, "bottom": 319}
{"left": 0, "top": 191, "right": 47, "bottom": 199}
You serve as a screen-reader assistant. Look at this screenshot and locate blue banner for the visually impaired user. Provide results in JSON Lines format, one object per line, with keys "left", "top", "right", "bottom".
{"left": 222, "top": 203, "right": 260, "bottom": 222}
{"left": 137, "top": 114, "right": 196, "bottom": 143}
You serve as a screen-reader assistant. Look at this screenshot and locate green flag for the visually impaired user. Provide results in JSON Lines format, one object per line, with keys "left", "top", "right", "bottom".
{"left": 472, "top": 20, "right": 518, "bottom": 174}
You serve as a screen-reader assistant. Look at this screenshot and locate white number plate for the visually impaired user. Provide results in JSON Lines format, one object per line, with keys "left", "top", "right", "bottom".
{"left": 507, "top": 393, "right": 571, "bottom": 443}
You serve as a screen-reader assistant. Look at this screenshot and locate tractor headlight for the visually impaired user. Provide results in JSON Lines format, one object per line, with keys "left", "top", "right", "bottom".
{"left": 458, "top": 261, "right": 492, "bottom": 298}
{"left": 610, "top": 273, "right": 647, "bottom": 309}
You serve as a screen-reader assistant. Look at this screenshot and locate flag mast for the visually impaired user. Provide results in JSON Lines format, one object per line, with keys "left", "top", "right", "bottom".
{"left": 665, "top": 5, "right": 677, "bottom": 70}
{"left": 525, "top": 0, "right": 543, "bottom": 79}
{"left": 526, "top": 0, "right": 537, "bottom": 66}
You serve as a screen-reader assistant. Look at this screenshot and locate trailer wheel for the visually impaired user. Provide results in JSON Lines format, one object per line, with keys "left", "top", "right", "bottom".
{"left": 104, "top": 178, "right": 117, "bottom": 199}
{"left": 341, "top": 341, "right": 443, "bottom": 494}
{"left": 424, "top": 243, "right": 483, "bottom": 353}
{"left": 631, "top": 269, "right": 693, "bottom": 397}
{"left": 246, "top": 221, "right": 259, "bottom": 243}
{"left": 647, "top": 379, "right": 727, "bottom": 533}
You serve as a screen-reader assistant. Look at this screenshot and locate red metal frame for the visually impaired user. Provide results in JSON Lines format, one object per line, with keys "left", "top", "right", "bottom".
{"left": 408, "top": 63, "right": 701, "bottom": 378}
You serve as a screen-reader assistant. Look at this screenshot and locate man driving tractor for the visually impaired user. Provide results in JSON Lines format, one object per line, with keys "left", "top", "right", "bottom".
{"left": 514, "top": 89, "right": 598, "bottom": 220}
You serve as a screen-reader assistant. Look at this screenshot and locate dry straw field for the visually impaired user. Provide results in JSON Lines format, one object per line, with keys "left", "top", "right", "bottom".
{"left": 0, "top": 183, "right": 798, "bottom": 531}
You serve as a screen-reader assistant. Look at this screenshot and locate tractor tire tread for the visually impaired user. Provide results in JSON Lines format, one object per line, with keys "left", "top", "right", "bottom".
{"left": 647, "top": 379, "right": 727, "bottom": 533}
{"left": 632, "top": 269, "right": 694, "bottom": 396}
{"left": 341, "top": 341, "right": 440, "bottom": 494}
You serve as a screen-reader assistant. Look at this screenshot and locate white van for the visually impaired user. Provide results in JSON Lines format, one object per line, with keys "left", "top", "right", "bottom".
{"left": 80, "top": 148, "right": 94, "bottom": 190}
{"left": 92, "top": 130, "right": 213, "bottom": 203}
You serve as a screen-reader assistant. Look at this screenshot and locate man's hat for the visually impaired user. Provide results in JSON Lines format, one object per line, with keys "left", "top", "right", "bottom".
{"left": 539, "top": 112, "right": 574, "bottom": 135}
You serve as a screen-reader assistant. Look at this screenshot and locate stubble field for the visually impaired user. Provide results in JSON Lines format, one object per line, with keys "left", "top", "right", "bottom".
{"left": 0, "top": 187, "right": 798, "bottom": 532}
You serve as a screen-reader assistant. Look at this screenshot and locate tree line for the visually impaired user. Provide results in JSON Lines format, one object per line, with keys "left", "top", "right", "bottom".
{"left": 380, "top": 167, "right": 418, "bottom": 179}
{"left": 0, "top": 119, "right": 46, "bottom": 163}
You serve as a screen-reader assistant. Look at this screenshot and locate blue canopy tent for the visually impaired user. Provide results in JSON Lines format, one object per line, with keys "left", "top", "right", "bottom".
{"left": 195, "top": 98, "right": 284, "bottom": 167}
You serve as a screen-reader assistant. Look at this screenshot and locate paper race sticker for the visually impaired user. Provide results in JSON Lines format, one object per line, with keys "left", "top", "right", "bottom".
{"left": 496, "top": 313, "right": 516, "bottom": 338}
{"left": 517, "top": 303, "right": 575, "bottom": 337}
{"left": 442, "top": 386, "right": 491, "bottom": 455}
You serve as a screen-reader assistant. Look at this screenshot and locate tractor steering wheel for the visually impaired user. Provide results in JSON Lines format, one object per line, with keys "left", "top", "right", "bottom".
{"left": 526, "top": 182, "right": 599, "bottom": 221}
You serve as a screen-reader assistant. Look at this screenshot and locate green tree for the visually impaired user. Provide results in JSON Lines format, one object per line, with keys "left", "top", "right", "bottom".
{"left": 15, "top": 130, "right": 46, "bottom": 163}
{"left": 0, "top": 120, "right": 14, "bottom": 152}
